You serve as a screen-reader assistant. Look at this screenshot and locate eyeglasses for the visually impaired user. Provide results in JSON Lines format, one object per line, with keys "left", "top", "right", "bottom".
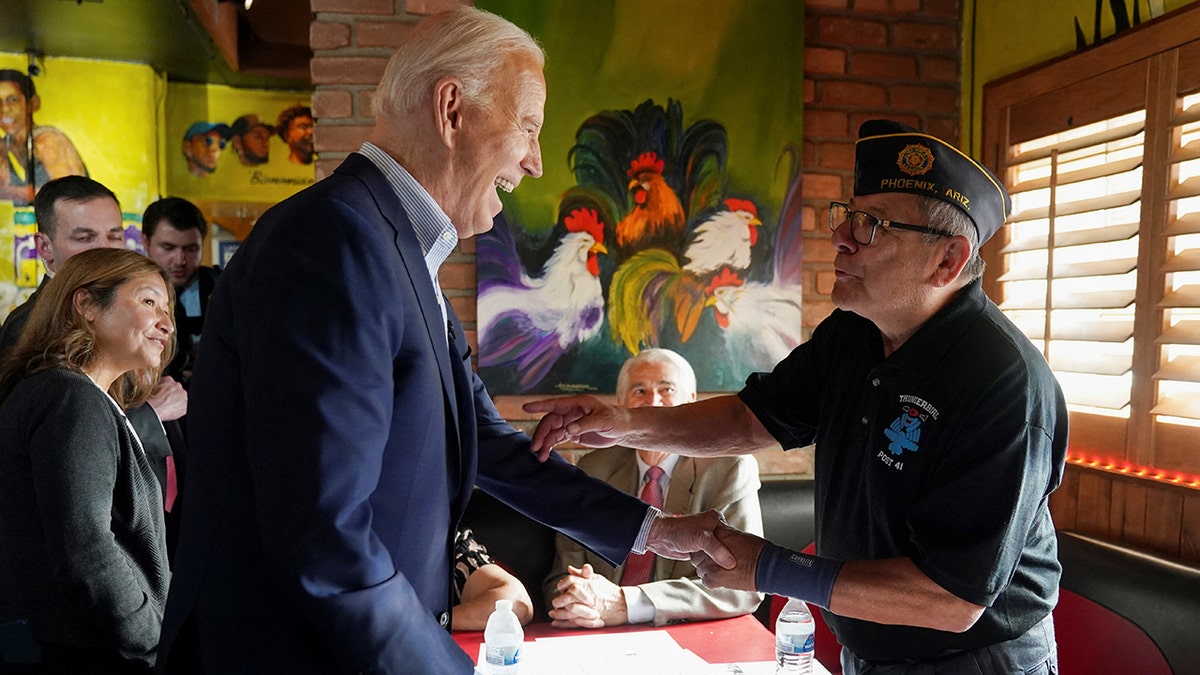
{"left": 200, "top": 136, "right": 227, "bottom": 149}
{"left": 829, "top": 201, "right": 956, "bottom": 246}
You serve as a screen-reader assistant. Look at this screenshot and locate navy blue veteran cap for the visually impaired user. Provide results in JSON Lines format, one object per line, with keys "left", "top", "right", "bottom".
{"left": 854, "top": 120, "right": 1011, "bottom": 245}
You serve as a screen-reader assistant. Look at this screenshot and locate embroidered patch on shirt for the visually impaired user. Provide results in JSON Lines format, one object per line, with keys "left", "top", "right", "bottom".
{"left": 877, "top": 395, "right": 940, "bottom": 471}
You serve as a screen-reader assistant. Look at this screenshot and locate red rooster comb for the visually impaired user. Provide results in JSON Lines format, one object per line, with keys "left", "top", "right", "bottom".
{"left": 627, "top": 152, "right": 665, "bottom": 178}
{"left": 724, "top": 198, "right": 758, "bottom": 217}
{"left": 564, "top": 207, "right": 605, "bottom": 243}
{"left": 705, "top": 267, "right": 744, "bottom": 295}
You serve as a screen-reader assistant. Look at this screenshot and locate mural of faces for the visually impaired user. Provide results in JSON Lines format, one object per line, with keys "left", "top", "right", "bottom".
{"left": 181, "top": 122, "right": 231, "bottom": 177}
{"left": 276, "top": 104, "right": 315, "bottom": 165}
{"left": 230, "top": 114, "right": 274, "bottom": 166}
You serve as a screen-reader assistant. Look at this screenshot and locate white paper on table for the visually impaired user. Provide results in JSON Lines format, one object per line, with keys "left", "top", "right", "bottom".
{"left": 705, "top": 658, "right": 834, "bottom": 675}
{"left": 526, "top": 631, "right": 697, "bottom": 675}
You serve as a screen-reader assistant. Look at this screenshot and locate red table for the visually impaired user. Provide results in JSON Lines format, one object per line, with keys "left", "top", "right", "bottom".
{"left": 452, "top": 613, "right": 777, "bottom": 665}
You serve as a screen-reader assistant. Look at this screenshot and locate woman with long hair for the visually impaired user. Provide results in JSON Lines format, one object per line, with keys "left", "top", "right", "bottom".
{"left": 0, "top": 247, "right": 175, "bottom": 672}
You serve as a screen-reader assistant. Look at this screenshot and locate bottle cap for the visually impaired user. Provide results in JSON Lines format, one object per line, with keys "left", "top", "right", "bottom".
{"left": 495, "top": 599, "right": 513, "bottom": 612}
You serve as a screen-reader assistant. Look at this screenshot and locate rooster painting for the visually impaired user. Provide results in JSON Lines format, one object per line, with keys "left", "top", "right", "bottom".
{"left": 476, "top": 207, "right": 608, "bottom": 390}
{"left": 617, "top": 151, "right": 686, "bottom": 252}
{"left": 705, "top": 145, "right": 806, "bottom": 373}
{"left": 476, "top": 98, "right": 803, "bottom": 393}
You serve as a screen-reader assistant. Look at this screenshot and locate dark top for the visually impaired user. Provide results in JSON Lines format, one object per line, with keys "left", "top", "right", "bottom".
{"left": 740, "top": 279, "right": 1068, "bottom": 663}
{"left": 0, "top": 277, "right": 46, "bottom": 360}
{"left": 0, "top": 369, "right": 169, "bottom": 666}
{"left": 167, "top": 265, "right": 221, "bottom": 385}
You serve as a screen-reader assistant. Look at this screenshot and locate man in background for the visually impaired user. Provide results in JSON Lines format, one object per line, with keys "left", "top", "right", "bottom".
{"left": 142, "top": 196, "right": 220, "bottom": 385}
{"left": 229, "top": 114, "right": 273, "bottom": 167}
{"left": 545, "top": 349, "right": 763, "bottom": 628}
{"left": 0, "top": 69, "right": 87, "bottom": 205}
{"left": 181, "top": 122, "right": 230, "bottom": 177}
{"left": 276, "top": 104, "right": 315, "bottom": 165}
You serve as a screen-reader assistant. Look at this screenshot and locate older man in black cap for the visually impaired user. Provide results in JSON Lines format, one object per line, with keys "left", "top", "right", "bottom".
{"left": 527, "top": 120, "right": 1067, "bottom": 673}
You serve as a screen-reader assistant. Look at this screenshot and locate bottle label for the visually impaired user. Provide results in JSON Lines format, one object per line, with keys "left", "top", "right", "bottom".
{"left": 485, "top": 643, "right": 521, "bottom": 666}
{"left": 776, "top": 633, "right": 815, "bottom": 655}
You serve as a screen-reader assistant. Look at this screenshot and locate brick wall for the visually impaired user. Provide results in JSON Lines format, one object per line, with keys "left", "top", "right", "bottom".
{"left": 307, "top": 0, "right": 963, "bottom": 477}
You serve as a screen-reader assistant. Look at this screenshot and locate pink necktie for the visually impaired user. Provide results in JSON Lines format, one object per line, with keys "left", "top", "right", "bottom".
{"left": 620, "top": 465, "right": 665, "bottom": 586}
{"left": 164, "top": 455, "right": 178, "bottom": 512}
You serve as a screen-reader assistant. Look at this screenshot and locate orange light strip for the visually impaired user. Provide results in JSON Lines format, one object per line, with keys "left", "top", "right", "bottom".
{"left": 1065, "top": 452, "right": 1200, "bottom": 489}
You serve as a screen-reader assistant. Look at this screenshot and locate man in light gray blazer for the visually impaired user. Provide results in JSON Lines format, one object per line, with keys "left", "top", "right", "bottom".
{"left": 545, "top": 349, "right": 764, "bottom": 627}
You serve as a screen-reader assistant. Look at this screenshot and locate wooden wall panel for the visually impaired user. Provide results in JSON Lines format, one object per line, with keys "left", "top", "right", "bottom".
{"left": 1182, "top": 492, "right": 1200, "bottom": 564}
{"left": 1145, "top": 488, "right": 1184, "bottom": 556}
{"left": 1075, "top": 472, "right": 1113, "bottom": 537}
{"left": 1117, "top": 481, "right": 1148, "bottom": 547}
{"left": 1051, "top": 469, "right": 1079, "bottom": 531}
{"left": 1052, "top": 463, "right": 1199, "bottom": 563}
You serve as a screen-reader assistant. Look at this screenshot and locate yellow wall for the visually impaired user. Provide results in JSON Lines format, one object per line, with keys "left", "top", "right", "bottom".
{"left": 0, "top": 54, "right": 163, "bottom": 212}
{"left": 0, "top": 53, "right": 314, "bottom": 319}
{"left": 963, "top": 0, "right": 1197, "bottom": 155}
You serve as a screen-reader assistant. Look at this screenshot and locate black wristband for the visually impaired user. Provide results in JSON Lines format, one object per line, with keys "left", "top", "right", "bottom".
{"left": 755, "top": 542, "right": 844, "bottom": 609}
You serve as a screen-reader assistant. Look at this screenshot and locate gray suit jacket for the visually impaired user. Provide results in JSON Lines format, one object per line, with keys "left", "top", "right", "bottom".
{"left": 545, "top": 448, "right": 765, "bottom": 625}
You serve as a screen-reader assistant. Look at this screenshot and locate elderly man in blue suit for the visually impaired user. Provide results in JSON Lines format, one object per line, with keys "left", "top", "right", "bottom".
{"left": 156, "top": 7, "right": 732, "bottom": 674}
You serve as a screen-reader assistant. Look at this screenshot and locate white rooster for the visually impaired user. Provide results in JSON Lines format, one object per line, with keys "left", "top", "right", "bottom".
{"left": 477, "top": 208, "right": 608, "bottom": 390}
{"left": 682, "top": 198, "right": 761, "bottom": 276}
{"left": 705, "top": 146, "right": 806, "bottom": 375}
{"left": 707, "top": 268, "right": 804, "bottom": 373}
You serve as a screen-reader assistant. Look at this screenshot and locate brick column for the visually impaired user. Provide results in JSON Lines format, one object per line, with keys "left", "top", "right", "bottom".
{"left": 309, "top": 0, "right": 477, "bottom": 341}
{"left": 800, "top": 0, "right": 961, "bottom": 335}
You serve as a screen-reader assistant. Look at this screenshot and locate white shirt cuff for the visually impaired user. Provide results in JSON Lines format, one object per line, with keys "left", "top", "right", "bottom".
{"left": 622, "top": 585, "right": 655, "bottom": 624}
{"left": 630, "top": 506, "right": 660, "bottom": 555}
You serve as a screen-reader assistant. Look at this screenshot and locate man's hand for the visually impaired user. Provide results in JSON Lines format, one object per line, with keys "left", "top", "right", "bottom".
{"left": 547, "top": 564, "right": 629, "bottom": 629}
{"left": 522, "top": 395, "right": 629, "bottom": 461}
{"left": 691, "top": 525, "right": 768, "bottom": 592}
{"left": 147, "top": 376, "right": 187, "bottom": 422}
{"left": 647, "top": 510, "right": 735, "bottom": 569}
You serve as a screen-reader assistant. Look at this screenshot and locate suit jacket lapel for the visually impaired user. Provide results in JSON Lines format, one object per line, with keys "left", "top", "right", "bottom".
{"left": 663, "top": 456, "right": 695, "bottom": 516}
{"left": 335, "top": 154, "right": 459, "bottom": 423}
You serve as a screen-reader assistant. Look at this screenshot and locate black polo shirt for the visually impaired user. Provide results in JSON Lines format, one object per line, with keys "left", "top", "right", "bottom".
{"left": 740, "top": 279, "right": 1068, "bottom": 663}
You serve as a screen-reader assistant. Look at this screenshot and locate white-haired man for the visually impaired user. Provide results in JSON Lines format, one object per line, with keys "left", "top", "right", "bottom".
{"left": 545, "top": 349, "right": 764, "bottom": 628}
{"left": 157, "top": 8, "right": 731, "bottom": 674}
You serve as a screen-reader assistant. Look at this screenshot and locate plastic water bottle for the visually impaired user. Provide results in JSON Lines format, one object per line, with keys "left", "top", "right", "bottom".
{"left": 775, "top": 597, "right": 815, "bottom": 674}
{"left": 483, "top": 598, "right": 523, "bottom": 674}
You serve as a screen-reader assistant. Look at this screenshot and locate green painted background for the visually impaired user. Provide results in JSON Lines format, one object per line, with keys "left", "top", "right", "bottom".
{"left": 478, "top": 0, "right": 804, "bottom": 237}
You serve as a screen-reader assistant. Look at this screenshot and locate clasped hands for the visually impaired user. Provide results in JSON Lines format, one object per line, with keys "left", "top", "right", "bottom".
{"left": 548, "top": 511, "right": 770, "bottom": 628}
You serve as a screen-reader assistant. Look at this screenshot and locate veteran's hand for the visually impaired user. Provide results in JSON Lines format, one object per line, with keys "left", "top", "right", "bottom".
{"left": 548, "top": 564, "right": 629, "bottom": 629}
{"left": 522, "top": 395, "right": 629, "bottom": 461}
{"left": 691, "top": 525, "right": 768, "bottom": 592}
{"left": 646, "top": 510, "right": 735, "bottom": 570}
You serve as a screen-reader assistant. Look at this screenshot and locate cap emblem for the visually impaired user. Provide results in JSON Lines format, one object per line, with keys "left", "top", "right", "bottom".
{"left": 897, "top": 143, "right": 935, "bottom": 176}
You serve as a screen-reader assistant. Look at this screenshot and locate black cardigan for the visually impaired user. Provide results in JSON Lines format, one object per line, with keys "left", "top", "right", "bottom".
{"left": 0, "top": 368, "right": 169, "bottom": 666}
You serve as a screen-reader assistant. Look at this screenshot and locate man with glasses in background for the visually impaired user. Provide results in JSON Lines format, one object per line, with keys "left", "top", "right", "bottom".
{"left": 527, "top": 120, "right": 1068, "bottom": 674}
{"left": 181, "top": 122, "right": 230, "bottom": 177}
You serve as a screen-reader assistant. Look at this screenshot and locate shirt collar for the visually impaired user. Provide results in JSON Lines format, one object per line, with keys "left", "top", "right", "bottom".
{"left": 634, "top": 451, "right": 681, "bottom": 484}
{"left": 358, "top": 142, "right": 458, "bottom": 274}
{"left": 881, "top": 279, "right": 988, "bottom": 369}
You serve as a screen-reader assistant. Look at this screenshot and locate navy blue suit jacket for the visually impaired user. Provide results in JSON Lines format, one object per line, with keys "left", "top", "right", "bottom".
{"left": 157, "top": 153, "right": 649, "bottom": 673}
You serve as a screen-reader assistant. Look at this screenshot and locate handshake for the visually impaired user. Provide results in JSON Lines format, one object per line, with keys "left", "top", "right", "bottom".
{"left": 647, "top": 510, "right": 768, "bottom": 592}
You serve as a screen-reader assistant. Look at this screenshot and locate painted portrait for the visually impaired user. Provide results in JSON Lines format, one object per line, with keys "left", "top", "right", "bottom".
{"left": 474, "top": 1, "right": 804, "bottom": 394}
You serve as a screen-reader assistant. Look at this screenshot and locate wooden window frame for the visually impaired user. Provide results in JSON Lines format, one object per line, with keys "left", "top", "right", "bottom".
{"left": 982, "top": 3, "right": 1200, "bottom": 476}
